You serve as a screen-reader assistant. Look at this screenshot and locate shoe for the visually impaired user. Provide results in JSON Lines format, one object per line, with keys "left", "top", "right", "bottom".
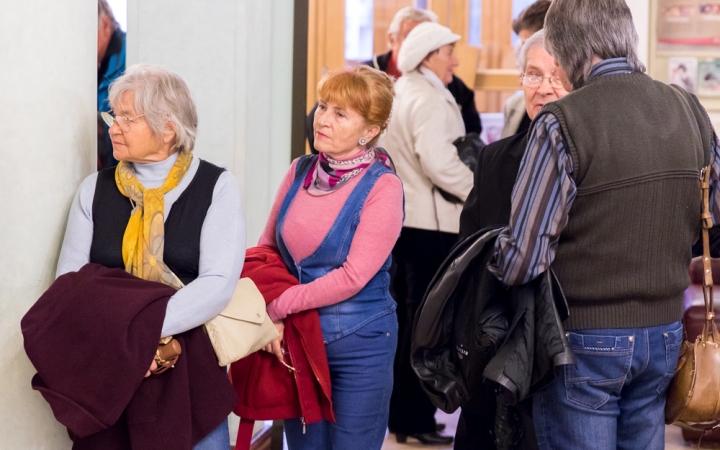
{"left": 395, "top": 431, "right": 454, "bottom": 445}
{"left": 389, "top": 425, "right": 445, "bottom": 434}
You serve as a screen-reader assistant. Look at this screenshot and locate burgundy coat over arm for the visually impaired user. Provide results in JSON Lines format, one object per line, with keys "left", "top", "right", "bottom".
{"left": 22, "top": 263, "right": 236, "bottom": 450}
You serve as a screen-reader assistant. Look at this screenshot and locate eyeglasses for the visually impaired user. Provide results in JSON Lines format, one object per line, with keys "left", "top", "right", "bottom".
{"left": 101, "top": 111, "right": 145, "bottom": 132}
{"left": 521, "top": 73, "right": 564, "bottom": 90}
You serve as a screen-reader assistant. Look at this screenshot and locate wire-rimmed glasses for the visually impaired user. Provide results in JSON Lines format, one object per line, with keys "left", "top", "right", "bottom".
{"left": 100, "top": 111, "right": 145, "bottom": 132}
{"left": 521, "top": 73, "right": 564, "bottom": 90}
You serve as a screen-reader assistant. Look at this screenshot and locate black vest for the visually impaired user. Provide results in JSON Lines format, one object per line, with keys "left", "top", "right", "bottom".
{"left": 540, "top": 73, "right": 713, "bottom": 330}
{"left": 90, "top": 159, "right": 225, "bottom": 285}
{"left": 458, "top": 132, "right": 527, "bottom": 242}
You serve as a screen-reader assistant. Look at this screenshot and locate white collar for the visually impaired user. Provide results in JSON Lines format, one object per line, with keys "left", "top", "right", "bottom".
{"left": 418, "top": 67, "right": 457, "bottom": 104}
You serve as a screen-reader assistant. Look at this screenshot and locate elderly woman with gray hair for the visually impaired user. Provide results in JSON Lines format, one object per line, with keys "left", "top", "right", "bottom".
{"left": 57, "top": 64, "right": 245, "bottom": 449}
{"left": 489, "top": 1, "right": 720, "bottom": 449}
{"left": 379, "top": 21, "right": 471, "bottom": 446}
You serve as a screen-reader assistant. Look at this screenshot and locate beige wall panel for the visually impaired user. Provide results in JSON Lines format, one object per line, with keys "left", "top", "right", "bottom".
{"left": 306, "top": 0, "right": 345, "bottom": 111}
{"left": 127, "top": 0, "right": 294, "bottom": 245}
{"left": 475, "top": 0, "right": 514, "bottom": 112}
{"left": 373, "top": 0, "right": 413, "bottom": 56}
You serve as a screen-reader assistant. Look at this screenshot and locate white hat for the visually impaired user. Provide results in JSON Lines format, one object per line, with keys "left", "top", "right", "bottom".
{"left": 397, "top": 22, "right": 461, "bottom": 74}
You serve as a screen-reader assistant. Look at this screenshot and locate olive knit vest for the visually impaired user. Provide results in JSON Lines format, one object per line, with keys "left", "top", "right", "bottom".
{"left": 541, "top": 72, "right": 713, "bottom": 330}
{"left": 90, "top": 159, "right": 225, "bottom": 286}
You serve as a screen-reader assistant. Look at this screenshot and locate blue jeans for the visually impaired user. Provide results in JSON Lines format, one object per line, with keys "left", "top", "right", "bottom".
{"left": 285, "top": 313, "right": 398, "bottom": 450}
{"left": 193, "top": 419, "right": 229, "bottom": 450}
{"left": 533, "top": 321, "right": 683, "bottom": 450}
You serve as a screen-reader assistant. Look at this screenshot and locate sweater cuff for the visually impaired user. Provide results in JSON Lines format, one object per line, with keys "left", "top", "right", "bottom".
{"left": 266, "top": 299, "right": 286, "bottom": 322}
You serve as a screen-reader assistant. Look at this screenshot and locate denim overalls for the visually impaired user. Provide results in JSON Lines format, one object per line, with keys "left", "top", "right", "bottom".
{"left": 277, "top": 155, "right": 400, "bottom": 450}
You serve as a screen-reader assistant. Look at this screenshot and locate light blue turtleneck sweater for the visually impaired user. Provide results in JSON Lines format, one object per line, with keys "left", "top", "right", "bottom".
{"left": 56, "top": 152, "right": 246, "bottom": 337}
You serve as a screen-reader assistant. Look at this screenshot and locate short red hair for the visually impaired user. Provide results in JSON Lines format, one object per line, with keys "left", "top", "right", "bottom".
{"left": 317, "top": 66, "right": 395, "bottom": 147}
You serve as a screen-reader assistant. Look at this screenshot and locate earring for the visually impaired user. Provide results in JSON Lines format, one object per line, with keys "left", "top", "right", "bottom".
{"left": 359, "top": 137, "right": 367, "bottom": 146}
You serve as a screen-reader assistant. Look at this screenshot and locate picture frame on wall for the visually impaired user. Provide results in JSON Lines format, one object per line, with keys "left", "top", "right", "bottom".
{"left": 698, "top": 59, "right": 720, "bottom": 96}
{"left": 656, "top": 0, "right": 720, "bottom": 50}
{"left": 669, "top": 56, "right": 698, "bottom": 93}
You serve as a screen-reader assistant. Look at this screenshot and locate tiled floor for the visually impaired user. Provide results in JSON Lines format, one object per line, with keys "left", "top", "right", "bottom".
{"left": 381, "top": 410, "right": 720, "bottom": 449}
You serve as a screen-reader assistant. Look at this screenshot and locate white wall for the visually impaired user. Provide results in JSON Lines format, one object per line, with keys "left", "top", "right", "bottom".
{"left": 126, "top": 1, "right": 296, "bottom": 440}
{"left": 627, "top": 0, "right": 650, "bottom": 67}
{"left": 0, "top": 1, "right": 293, "bottom": 447}
{"left": 126, "top": 0, "right": 295, "bottom": 246}
{"left": 0, "top": 1, "right": 96, "bottom": 448}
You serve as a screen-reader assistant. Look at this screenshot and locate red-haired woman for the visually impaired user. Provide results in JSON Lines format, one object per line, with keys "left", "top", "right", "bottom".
{"left": 257, "top": 66, "right": 404, "bottom": 450}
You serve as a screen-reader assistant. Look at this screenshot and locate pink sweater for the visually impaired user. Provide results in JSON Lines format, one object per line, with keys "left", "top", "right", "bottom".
{"left": 259, "top": 158, "right": 404, "bottom": 322}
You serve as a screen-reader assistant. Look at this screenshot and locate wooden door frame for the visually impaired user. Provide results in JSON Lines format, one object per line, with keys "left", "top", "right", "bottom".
{"left": 291, "top": 0, "right": 309, "bottom": 160}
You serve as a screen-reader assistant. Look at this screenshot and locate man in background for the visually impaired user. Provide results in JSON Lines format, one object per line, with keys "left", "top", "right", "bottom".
{"left": 97, "top": 0, "right": 125, "bottom": 169}
{"left": 456, "top": 29, "right": 569, "bottom": 450}
{"left": 372, "top": 7, "right": 482, "bottom": 135}
{"left": 501, "top": 0, "right": 551, "bottom": 139}
{"left": 306, "top": 7, "right": 481, "bottom": 154}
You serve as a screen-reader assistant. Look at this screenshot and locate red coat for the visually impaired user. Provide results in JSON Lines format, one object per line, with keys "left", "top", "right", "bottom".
{"left": 230, "top": 246, "right": 334, "bottom": 449}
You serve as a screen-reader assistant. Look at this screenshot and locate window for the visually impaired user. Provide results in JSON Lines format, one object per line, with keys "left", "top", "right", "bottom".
{"left": 107, "top": 0, "right": 127, "bottom": 31}
{"left": 345, "top": 0, "right": 374, "bottom": 62}
{"left": 469, "top": 0, "right": 482, "bottom": 47}
{"left": 511, "top": 0, "right": 536, "bottom": 45}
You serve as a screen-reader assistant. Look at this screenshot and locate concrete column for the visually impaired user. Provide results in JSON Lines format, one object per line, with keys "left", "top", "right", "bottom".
{"left": 126, "top": 0, "right": 295, "bottom": 246}
{"left": 0, "top": 1, "right": 96, "bottom": 447}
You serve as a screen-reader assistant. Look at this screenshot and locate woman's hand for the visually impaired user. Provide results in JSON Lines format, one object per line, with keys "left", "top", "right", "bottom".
{"left": 262, "top": 320, "right": 285, "bottom": 362}
{"left": 145, "top": 359, "right": 158, "bottom": 378}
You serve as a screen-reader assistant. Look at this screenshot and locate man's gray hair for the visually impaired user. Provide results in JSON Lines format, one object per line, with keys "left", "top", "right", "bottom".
{"left": 517, "top": 29, "right": 547, "bottom": 73}
{"left": 108, "top": 64, "right": 199, "bottom": 153}
{"left": 545, "top": 0, "right": 646, "bottom": 89}
{"left": 98, "top": 0, "right": 119, "bottom": 32}
{"left": 387, "top": 7, "right": 437, "bottom": 37}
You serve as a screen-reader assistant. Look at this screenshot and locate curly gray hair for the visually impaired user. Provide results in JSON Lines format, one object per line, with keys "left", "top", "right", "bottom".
{"left": 108, "top": 64, "right": 198, "bottom": 153}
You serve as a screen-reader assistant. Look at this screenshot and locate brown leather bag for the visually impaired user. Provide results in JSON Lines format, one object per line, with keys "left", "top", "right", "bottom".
{"left": 151, "top": 338, "right": 182, "bottom": 375}
{"left": 665, "top": 167, "right": 720, "bottom": 429}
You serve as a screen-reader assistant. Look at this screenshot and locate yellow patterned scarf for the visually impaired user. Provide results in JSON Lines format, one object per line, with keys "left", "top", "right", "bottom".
{"left": 114, "top": 152, "right": 193, "bottom": 289}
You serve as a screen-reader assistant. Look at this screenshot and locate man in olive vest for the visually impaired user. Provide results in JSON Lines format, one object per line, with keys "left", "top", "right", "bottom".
{"left": 489, "top": 0, "right": 720, "bottom": 449}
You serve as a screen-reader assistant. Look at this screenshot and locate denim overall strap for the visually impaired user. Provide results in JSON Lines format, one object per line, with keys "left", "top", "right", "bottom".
{"left": 276, "top": 158, "right": 398, "bottom": 343}
{"left": 275, "top": 154, "right": 317, "bottom": 281}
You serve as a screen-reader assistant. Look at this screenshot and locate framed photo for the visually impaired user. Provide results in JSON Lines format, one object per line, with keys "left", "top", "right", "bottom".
{"left": 669, "top": 57, "right": 698, "bottom": 93}
{"left": 656, "top": 0, "right": 720, "bottom": 49}
{"left": 698, "top": 59, "right": 720, "bottom": 96}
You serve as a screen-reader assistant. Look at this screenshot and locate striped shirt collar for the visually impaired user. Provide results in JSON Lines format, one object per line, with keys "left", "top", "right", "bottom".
{"left": 588, "top": 57, "right": 634, "bottom": 79}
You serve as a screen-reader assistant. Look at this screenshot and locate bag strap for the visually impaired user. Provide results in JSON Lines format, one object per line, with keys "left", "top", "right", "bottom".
{"left": 700, "top": 166, "right": 718, "bottom": 343}
{"left": 294, "top": 154, "right": 317, "bottom": 182}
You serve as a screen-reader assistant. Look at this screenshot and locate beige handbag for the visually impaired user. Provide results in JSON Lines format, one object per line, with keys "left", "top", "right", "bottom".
{"left": 665, "top": 166, "right": 720, "bottom": 430}
{"left": 205, "top": 278, "right": 279, "bottom": 367}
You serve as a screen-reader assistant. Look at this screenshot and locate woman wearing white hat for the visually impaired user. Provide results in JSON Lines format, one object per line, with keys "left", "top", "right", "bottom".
{"left": 379, "top": 22, "right": 472, "bottom": 446}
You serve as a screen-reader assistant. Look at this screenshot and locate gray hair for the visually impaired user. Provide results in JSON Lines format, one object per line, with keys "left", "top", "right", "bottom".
{"left": 545, "top": 0, "right": 646, "bottom": 89}
{"left": 98, "top": 0, "right": 119, "bottom": 32}
{"left": 517, "top": 29, "right": 547, "bottom": 73}
{"left": 388, "top": 7, "right": 437, "bottom": 37}
{"left": 108, "top": 64, "right": 198, "bottom": 152}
